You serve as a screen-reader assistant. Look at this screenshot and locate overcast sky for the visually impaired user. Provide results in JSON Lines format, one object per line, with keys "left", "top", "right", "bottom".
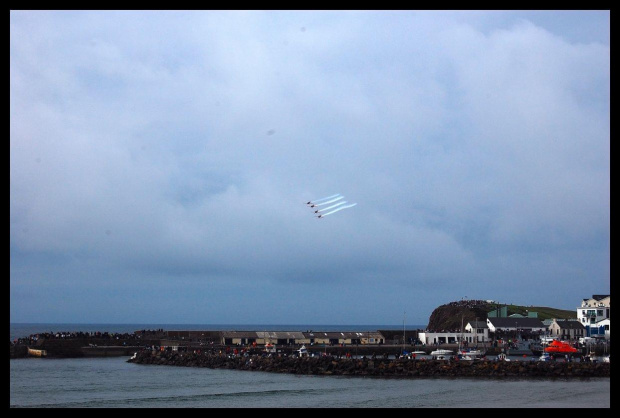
{"left": 10, "top": 10, "right": 609, "bottom": 326}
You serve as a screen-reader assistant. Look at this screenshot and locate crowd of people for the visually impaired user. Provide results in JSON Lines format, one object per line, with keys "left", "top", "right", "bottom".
{"left": 10, "top": 329, "right": 164, "bottom": 346}
{"left": 444, "top": 298, "right": 491, "bottom": 309}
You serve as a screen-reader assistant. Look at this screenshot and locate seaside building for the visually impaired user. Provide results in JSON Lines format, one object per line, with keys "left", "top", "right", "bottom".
{"left": 255, "top": 331, "right": 305, "bottom": 346}
{"left": 592, "top": 319, "right": 611, "bottom": 340}
{"left": 464, "top": 320, "right": 490, "bottom": 343}
{"left": 487, "top": 305, "right": 539, "bottom": 319}
{"left": 418, "top": 320, "right": 489, "bottom": 345}
{"left": 159, "top": 330, "right": 387, "bottom": 347}
{"left": 547, "top": 319, "right": 586, "bottom": 341}
{"left": 485, "top": 317, "right": 546, "bottom": 334}
{"left": 304, "top": 331, "right": 384, "bottom": 346}
{"left": 128, "top": 296, "right": 610, "bottom": 348}
{"left": 417, "top": 330, "right": 459, "bottom": 345}
{"left": 577, "top": 294, "right": 610, "bottom": 340}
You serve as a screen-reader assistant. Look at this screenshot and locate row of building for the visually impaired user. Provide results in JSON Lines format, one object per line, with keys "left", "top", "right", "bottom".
{"left": 421, "top": 294, "right": 610, "bottom": 345}
{"left": 160, "top": 329, "right": 388, "bottom": 347}
{"left": 154, "top": 294, "right": 610, "bottom": 348}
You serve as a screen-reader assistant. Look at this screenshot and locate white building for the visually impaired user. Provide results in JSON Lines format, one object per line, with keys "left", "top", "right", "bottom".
{"left": 593, "top": 318, "right": 611, "bottom": 340}
{"left": 417, "top": 331, "right": 460, "bottom": 346}
{"left": 577, "top": 294, "right": 610, "bottom": 340}
{"left": 419, "top": 321, "right": 490, "bottom": 345}
{"left": 464, "top": 320, "right": 490, "bottom": 343}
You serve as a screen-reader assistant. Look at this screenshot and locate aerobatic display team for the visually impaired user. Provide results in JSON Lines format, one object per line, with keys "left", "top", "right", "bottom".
{"left": 307, "top": 193, "right": 357, "bottom": 219}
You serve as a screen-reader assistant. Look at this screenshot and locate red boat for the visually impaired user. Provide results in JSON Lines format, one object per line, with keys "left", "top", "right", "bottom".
{"left": 544, "top": 340, "right": 578, "bottom": 354}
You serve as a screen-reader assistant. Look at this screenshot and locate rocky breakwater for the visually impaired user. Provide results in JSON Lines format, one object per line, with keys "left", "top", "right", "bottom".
{"left": 128, "top": 350, "right": 610, "bottom": 378}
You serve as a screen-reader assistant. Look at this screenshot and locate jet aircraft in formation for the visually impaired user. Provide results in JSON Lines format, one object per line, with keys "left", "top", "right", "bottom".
{"left": 306, "top": 193, "right": 357, "bottom": 219}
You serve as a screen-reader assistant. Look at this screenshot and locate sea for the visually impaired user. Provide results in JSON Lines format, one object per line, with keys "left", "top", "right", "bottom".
{"left": 10, "top": 323, "right": 611, "bottom": 408}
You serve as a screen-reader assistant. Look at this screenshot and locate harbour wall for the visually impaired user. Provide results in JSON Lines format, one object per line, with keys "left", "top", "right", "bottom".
{"left": 128, "top": 349, "right": 610, "bottom": 378}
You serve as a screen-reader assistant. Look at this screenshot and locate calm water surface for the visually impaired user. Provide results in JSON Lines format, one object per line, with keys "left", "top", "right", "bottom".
{"left": 10, "top": 356, "right": 610, "bottom": 408}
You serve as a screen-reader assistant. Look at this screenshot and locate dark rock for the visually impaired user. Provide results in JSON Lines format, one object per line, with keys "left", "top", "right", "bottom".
{"left": 127, "top": 349, "right": 610, "bottom": 379}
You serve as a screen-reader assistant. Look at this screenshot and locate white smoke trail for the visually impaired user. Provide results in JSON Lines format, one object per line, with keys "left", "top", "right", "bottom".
{"left": 314, "top": 196, "right": 344, "bottom": 206}
{"left": 320, "top": 203, "right": 357, "bottom": 217}
{"left": 316, "top": 201, "right": 347, "bottom": 212}
{"left": 308, "top": 193, "right": 341, "bottom": 205}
